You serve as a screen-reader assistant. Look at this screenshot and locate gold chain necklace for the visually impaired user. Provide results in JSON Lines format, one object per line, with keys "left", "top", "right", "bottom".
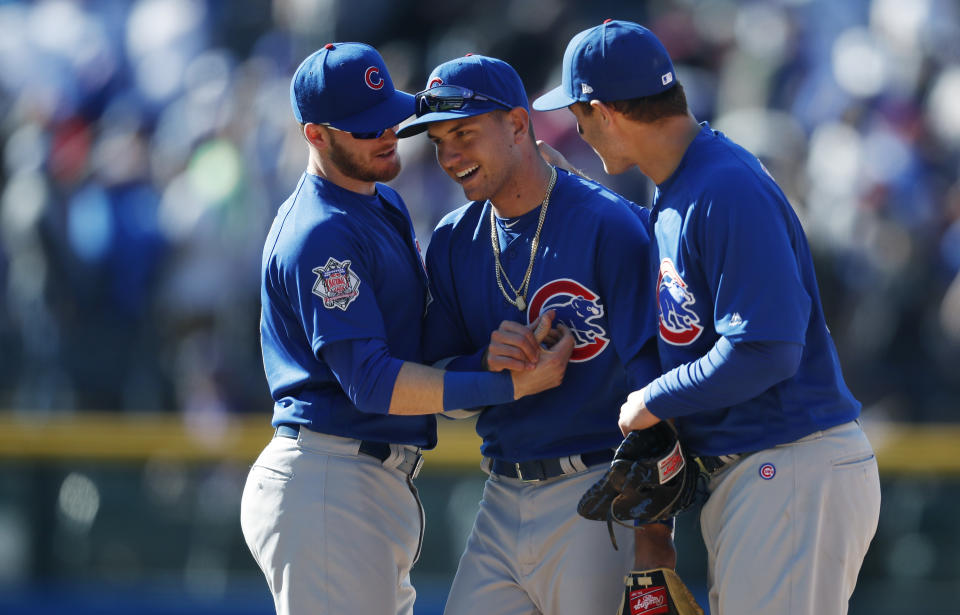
{"left": 489, "top": 166, "right": 557, "bottom": 312}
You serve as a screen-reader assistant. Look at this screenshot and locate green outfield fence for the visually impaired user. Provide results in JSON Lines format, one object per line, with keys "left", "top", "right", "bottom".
{"left": 0, "top": 413, "right": 957, "bottom": 615}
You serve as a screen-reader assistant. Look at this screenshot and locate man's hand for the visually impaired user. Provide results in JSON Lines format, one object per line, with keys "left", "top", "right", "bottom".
{"left": 537, "top": 140, "right": 589, "bottom": 179}
{"left": 484, "top": 310, "right": 556, "bottom": 372}
{"left": 618, "top": 387, "right": 662, "bottom": 435}
{"left": 511, "top": 324, "right": 574, "bottom": 399}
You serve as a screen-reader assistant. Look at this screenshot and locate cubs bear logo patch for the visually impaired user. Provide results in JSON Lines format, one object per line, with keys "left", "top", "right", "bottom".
{"left": 527, "top": 279, "right": 608, "bottom": 362}
{"left": 312, "top": 257, "right": 361, "bottom": 311}
{"left": 657, "top": 258, "right": 703, "bottom": 346}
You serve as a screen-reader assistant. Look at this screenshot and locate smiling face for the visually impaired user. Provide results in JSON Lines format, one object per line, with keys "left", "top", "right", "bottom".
{"left": 426, "top": 110, "right": 525, "bottom": 203}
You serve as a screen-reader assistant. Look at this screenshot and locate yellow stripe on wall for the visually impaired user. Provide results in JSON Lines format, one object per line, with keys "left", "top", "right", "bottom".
{"left": 0, "top": 412, "right": 485, "bottom": 469}
{"left": 0, "top": 413, "right": 956, "bottom": 475}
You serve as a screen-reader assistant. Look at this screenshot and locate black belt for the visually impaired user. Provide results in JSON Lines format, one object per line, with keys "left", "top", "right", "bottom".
{"left": 489, "top": 449, "right": 615, "bottom": 482}
{"left": 694, "top": 453, "right": 745, "bottom": 475}
{"left": 274, "top": 424, "right": 423, "bottom": 476}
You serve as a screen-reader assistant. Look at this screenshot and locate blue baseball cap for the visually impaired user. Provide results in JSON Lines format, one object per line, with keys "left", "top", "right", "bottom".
{"left": 532, "top": 20, "right": 676, "bottom": 111}
{"left": 396, "top": 54, "right": 529, "bottom": 138}
{"left": 290, "top": 42, "right": 414, "bottom": 132}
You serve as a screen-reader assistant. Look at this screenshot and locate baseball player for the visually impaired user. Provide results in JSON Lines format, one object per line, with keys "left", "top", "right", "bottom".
{"left": 239, "top": 43, "right": 573, "bottom": 615}
{"left": 533, "top": 20, "right": 882, "bottom": 615}
{"left": 396, "top": 54, "right": 676, "bottom": 615}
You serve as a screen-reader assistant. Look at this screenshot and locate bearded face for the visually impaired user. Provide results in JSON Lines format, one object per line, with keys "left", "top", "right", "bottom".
{"left": 326, "top": 129, "right": 402, "bottom": 184}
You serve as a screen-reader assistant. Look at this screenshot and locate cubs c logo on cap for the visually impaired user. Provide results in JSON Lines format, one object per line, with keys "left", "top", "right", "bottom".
{"left": 657, "top": 258, "right": 703, "bottom": 346}
{"left": 527, "top": 279, "right": 609, "bottom": 362}
{"left": 428, "top": 77, "right": 444, "bottom": 88}
{"left": 365, "top": 66, "right": 384, "bottom": 90}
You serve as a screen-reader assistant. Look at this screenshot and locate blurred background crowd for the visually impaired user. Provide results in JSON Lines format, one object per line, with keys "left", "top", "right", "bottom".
{"left": 1, "top": 0, "right": 958, "bottom": 422}
{"left": 0, "top": 1, "right": 958, "bottom": 613}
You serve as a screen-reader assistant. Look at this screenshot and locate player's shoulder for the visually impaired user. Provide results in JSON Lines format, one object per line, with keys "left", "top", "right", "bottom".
{"left": 432, "top": 199, "right": 487, "bottom": 239}
{"left": 427, "top": 200, "right": 488, "bottom": 263}
{"left": 675, "top": 129, "right": 785, "bottom": 219}
{"left": 554, "top": 169, "right": 650, "bottom": 227}
{"left": 695, "top": 128, "right": 777, "bottom": 192}
{"left": 375, "top": 182, "right": 408, "bottom": 210}
{"left": 273, "top": 176, "right": 359, "bottom": 257}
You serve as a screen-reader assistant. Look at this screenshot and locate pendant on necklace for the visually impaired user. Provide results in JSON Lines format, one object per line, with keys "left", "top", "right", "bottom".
{"left": 516, "top": 297, "right": 526, "bottom": 312}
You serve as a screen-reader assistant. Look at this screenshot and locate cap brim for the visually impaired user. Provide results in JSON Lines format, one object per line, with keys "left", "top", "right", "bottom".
{"left": 328, "top": 90, "right": 416, "bottom": 133}
{"left": 531, "top": 86, "right": 576, "bottom": 112}
{"left": 396, "top": 106, "right": 497, "bottom": 139}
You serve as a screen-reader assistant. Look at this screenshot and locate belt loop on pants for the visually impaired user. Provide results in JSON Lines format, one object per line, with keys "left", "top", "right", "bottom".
{"left": 362, "top": 440, "right": 424, "bottom": 479}
{"left": 485, "top": 448, "right": 615, "bottom": 482}
{"left": 693, "top": 453, "right": 745, "bottom": 476}
{"left": 274, "top": 424, "right": 424, "bottom": 479}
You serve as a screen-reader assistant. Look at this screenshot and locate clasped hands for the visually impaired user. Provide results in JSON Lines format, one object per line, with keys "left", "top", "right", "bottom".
{"left": 482, "top": 310, "right": 574, "bottom": 399}
{"left": 483, "top": 309, "right": 661, "bottom": 430}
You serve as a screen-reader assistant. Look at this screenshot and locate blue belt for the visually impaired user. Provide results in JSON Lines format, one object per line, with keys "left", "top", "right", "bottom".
{"left": 488, "top": 449, "right": 615, "bottom": 482}
{"left": 274, "top": 424, "right": 422, "bottom": 477}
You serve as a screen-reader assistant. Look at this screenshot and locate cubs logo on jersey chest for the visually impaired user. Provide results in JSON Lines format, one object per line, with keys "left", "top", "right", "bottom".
{"left": 657, "top": 258, "right": 703, "bottom": 346}
{"left": 526, "top": 278, "right": 609, "bottom": 362}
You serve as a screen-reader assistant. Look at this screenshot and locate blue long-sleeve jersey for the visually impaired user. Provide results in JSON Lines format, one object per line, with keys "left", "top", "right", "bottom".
{"left": 422, "top": 169, "right": 661, "bottom": 462}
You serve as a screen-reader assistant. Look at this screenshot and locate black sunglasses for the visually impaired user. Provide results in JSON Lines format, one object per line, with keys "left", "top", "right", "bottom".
{"left": 415, "top": 85, "right": 513, "bottom": 117}
{"left": 321, "top": 123, "right": 387, "bottom": 140}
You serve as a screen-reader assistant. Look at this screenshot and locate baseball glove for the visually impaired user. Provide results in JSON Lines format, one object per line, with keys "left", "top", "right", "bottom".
{"left": 616, "top": 568, "right": 704, "bottom": 615}
{"left": 578, "top": 422, "right": 698, "bottom": 529}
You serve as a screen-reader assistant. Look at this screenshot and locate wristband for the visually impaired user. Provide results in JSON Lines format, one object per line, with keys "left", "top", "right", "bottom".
{"left": 442, "top": 370, "right": 514, "bottom": 412}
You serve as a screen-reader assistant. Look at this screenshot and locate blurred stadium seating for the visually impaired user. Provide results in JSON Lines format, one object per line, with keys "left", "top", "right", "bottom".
{"left": 0, "top": 0, "right": 958, "bottom": 613}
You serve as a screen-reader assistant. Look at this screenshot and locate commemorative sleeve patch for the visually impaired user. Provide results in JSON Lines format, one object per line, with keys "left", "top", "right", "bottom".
{"left": 312, "top": 257, "right": 361, "bottom": 311}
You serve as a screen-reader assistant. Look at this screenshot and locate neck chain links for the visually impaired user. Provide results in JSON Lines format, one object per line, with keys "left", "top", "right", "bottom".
{"left": 489, "top": 166, "right": 557, "bottom": 312}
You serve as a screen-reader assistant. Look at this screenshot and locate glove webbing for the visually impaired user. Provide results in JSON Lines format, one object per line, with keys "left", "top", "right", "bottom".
{"left": 604, "top": 477, "right": 687, "bottom": 550}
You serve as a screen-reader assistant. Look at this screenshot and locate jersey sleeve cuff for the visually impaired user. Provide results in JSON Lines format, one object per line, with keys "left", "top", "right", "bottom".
{"left": 442, "top": 371, "right": 513, "bottom": 413}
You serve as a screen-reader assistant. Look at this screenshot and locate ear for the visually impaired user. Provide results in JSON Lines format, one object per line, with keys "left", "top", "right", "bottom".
{"left": 303, "top": 123, "right": 331, "bottom": 150}
{"left": 507, "top": 107, "right": 531, "bottom": 143}
{"left": 589, "top": 100, "right": 614, "bottom": 126}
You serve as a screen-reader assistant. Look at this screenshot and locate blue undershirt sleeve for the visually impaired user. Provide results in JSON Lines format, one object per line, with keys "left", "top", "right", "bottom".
{"left": 643, "top": 337, "right": 803, "bottom": 419}
{"left": 441, "top": 348, "right": 486, "bottom": 372}
{"left": 321, "top": 338, "right": 405, "bottom": 415}
{"left": 442, "top": 370, "right": 513, "bottom": 411}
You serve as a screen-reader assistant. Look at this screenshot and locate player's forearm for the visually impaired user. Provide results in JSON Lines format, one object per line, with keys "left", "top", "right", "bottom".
{"left": 322, "top": 338, "right": 513, "bottom": 416}
{"left": 387, "top": 362, "right": 515, "bottom": 415}
{"left": 644, "top": 337, "right": 803, "bottom": 419}
{"left": 634, "top": 523, "right": 677, "bottom": 570}
{"left": 391, "top": 322, "right": 574, "bottom": 414}
{"left": 387, "top": 362, "right": 445, "bottom": 414}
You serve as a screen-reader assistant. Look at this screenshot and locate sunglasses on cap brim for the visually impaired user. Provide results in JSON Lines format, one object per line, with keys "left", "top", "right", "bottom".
{"left": 415, "top": 85, "right": 513, "bottom": 116}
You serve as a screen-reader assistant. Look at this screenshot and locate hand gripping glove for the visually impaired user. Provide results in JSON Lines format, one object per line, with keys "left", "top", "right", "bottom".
{"left": 616, "top": 568, "right": 704, "bottom": 615}
{"left": 578, "top": 422, "right": 698, "bottom": 530}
